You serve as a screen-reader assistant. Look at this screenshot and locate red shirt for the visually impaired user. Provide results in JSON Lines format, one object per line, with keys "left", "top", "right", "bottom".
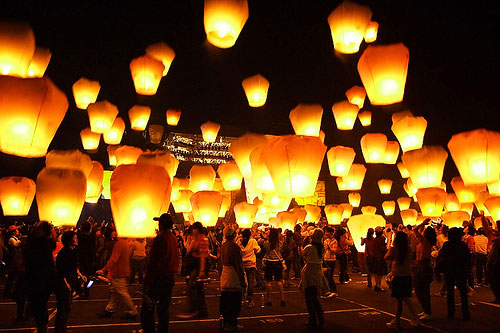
{"left": 191, "top": 234, "right": 209, "bottom": 258}
{"left": 104, "top": 238, "right": 131, "bottom": 278}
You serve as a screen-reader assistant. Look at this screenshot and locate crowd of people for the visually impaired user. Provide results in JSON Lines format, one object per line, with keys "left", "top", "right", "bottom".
{"left": 1, "top": 211, "right": 499, "bottom": 332}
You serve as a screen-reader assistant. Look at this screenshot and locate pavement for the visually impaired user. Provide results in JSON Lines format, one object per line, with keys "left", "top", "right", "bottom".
{"left": 1, "top": 271, "right": 499, "bottom": 333}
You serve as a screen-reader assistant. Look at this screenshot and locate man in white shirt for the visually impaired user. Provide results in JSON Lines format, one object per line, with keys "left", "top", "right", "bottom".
{"left": 474, "top": 228, "right": 489, "bottom": 285}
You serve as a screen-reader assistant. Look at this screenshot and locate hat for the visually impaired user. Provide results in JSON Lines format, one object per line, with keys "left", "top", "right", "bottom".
{"left": 223, "top": 226, "right": 236, "bottom": 239}
{"left": 8, "top": 225, "right": 20, "bottom": 233}
{"left": 311, "top": 228, "right": 324, "bottom": 242}
{"left": 153, "top": 213, "right": 174, "bottom": 229}
{"left": 375, "top": 226, "right": 383, "bottom": 233}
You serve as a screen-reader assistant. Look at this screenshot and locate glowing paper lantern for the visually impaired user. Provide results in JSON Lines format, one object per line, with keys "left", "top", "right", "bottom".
{"left": 383, "top": 141, "right": 400, "bottom": 164}
{"left": 397, "top": 162, "right": 410, "bottom": 178}
{"left": 362, "top": 206, "right": 376, "bottom": 215}
{"left": 190, "top": 190, "right": 222, "bottom": 227}
{"left": 201, "top": 121, "right": 220, "bottom": 143}
{"left": 86, "top": 161, "right": 104, "bottom": 203}
{"left": 343, "top": 164, "right": 367, "bottom": 191}
{"left": 448, "top": 129, "right": 500, "bottom": 186}
{"left": 391, "top": 116, "right": 427, "bottom": 153}
{"left": 358, "top": 111, "right": 372, "bottom": 127}
{"left": 404, "top": 179, "right": 418, "bottom": 197}
{"left": 80, "top": 128, "right": 101, "bottom": 151}
{"left": 484, "top": 197, "right": 500, "bottom": 221}
{"left": 148, "top": 125, "right": 164, "bottom": 144}
{"left": 249, "top": 147, "right": 275, "bottom": 193}
{"left": 107, "top": 145, "right": 120, "bottom": 167}
{"left": 242, "top": 74, "right": 270, "bottom": 107}
{"left": 445, "top": 193, "right": 460, "bottom": 212}
{"left": 349, "top": 192, "right": 361, "bottom": 207}
{"left": 229, "top": 133, "right": 268, "bottom": 178}
{"left": 441, "top": 211, "right": 470, "bottom": 228}
{"left": 400, "top": 209, "right": 417, "bottom": 225}
{"left": 345, "top": 86, "right": 366, "bottom": 109}
{"left": 460, "top": 203, "right": 474, "bottom": 217}
{"left": 364, "top": 21, "right": 378, "bottom": 43}
{"left": 166, "top": 109, "right": 181, "bottom": 126}
{"left": 348, "top": 214, "right": 385, "bottom": 251}
{"left": 0, "top": 76, "right": 68, "bottom": 157}
{"left": 397, "top": 197, "right": 412, "bottom": 211}
{"left": 475, "top": 191, "right": 492, "bottom": 216}
{"left": 262, "top": 193, "right": 290, "bottom": 210}
{"left": 217, "top": 162, "right": 242, "bottom": 191}
{"left": 392, "top": 111, "right": 414, "bottom": 124}
{"left": 291, "top": 207, "right": 307, "bottom": 224}
{"left": 450, "top": 176, "right": 486, "bottom": 204}
{"left": 128, "top": 105, "right": 151, "bottom": 131}
{"left": 115, "top": 146, "right": 143, "bottom": 166}
{"left": 289, "top": 104, "right": 323, "bottom": 137}
{"left": 402, "top": 146, "right": 448, "bottom": 189}
{"left": 331, "top": 101, "right": 359, "bottom": 130}
{"left": 189, "top": 165, "right": 216, "bottom": 192}
{"left": 325, "top": 204, "right": 344, "bottom": 224}
{"left": 219, "top": 192, "right": 231, "bottom": 217}
{"left": 129, "top": 55, "right": 164, "bottom": 95}
{"left": 87, "top": 101, "right": 118, "bottom": 134}
{"left": 0, "top": 177, "right": 35, "bottom": 216}
{"left": 382, "top": 201, "right": 395, "bottom": 216}
{"left": 305, "top": 204, "right": 321, "bottom": 223}
{"left": 26, "top": 47, "right": 51, "bottom": 78}
{"left": 145, "top": 41, "right": 175, "bottom": 76}
{"left": 72, "top": 78, "right": 100, "bottom": 110}
{"left": 341, "top": 203, "right": 353, "bottom": 219}
{"left": 327, "top": 146, "right": 356, "bottom": 177}
{"left": 172, "top": 189, "right": 193, "bottom": 213}
{"left": 357, "top": 43, "right": 409, "bottom": 105}
{"left": 0, "top": 21, "right": 35, "bottom": 77}
{"left": 416, "top": 188, "right": 446, "bottom": 217}
{"left": 336, "top": 177, "right": 347, "bottom": 191}
{"left": 277, "top": 211, "right": 298, "bottom": 231}
{"left": 360, "top": 133, "right": 388, "bottom": 163}
{"left": 103, "top": 117, "right": 125, "bottom": 145}
{"left": 110, "top": 164, "right": 171, "bottom": 238}
{"left": 327, "top": 1, "right": 372, "bottom": 54}
{"left": 137, "top": 150, "right": 179, "bottom": 182}
{"left": 204, "top": 0, "right": 249, "bottom": 49}
{"left": 36, "top": 168, "right": 86, "bottom": 227}
{"left": 378, "top": 179, "right": 393, "bottom": 194}
{"left": 45, "top": 149, "right": 92, "bottom": 179}
{"left": 234, "top": 202, "right": 259, "bottom": 228}
{"left": 261, "top": 135, "right": 326, "bottom": 198}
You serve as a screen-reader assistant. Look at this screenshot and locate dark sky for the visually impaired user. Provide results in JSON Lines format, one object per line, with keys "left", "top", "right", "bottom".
{"left": 1, "top": 0, "right": 500, "bottom": 221}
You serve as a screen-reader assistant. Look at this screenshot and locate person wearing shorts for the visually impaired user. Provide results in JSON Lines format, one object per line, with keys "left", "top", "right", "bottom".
{"left": 262, "top": 229, "right": 285, "bottom": 307}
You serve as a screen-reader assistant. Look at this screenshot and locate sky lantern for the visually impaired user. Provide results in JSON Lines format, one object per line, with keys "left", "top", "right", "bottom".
{"left": 189, "top": 165, "right": 216, "bottom": 192}
{"left": 349, "top": 192, "right": 361, "bottom": 207}
{"left": 289, "top": 104, "right": 323, "bottom": 137}
{"left": 364, "top": 21, "right": 378, "bottom": 43}
{"left": 484, "top": 197, "right": 500, "bottom": 221}
{"left": 382, "top": 201, "right": 395, "bottom": 216}
{"left": 80, "top": 128, "right": 101, "bottom": 151}
{"left": 249, "top": 146, "right": 275, "bottom": 193}
{"left": 201, "top": 121, "right": 220, "bottom": 143}
{"left": 362, "top": 206, "right": 376, "bottom": 215}
{"left": 305, "top": 204, "right": 321, "bottom": 223}
{"left": 357, "top": 43, "right": 409, "bottom": 105}
{"left": 400, "top": 209, "right": 417, "bottom": 225}
{"left": 0, "top": 76, "right": 68, "bottom": 158}
{"left": 242, "top": 74, "right": 270, "bottom": 107}
{"left": 107, "top": 145, "right": 120, "bottom": 167}
{"left": 460, "top": 203, "right": 474, "bottom": 217}
{"left": 416, "top": 188, "right": 446, "bottom": 217}
{"left": 358, "top": 111, "right": 372, "bottom": 127}
{"left": 392, "top": 110, "right": 414, "bottom": 124}
{"left": 402, "top": 146, "right": 448, "bottom": 189}
{"left": 344, "top": 164, "right": 366, "bottom": 191}
{"left": 26, "top": 47, "right": 51, "bottom": 78}
{"left": 219, "top": 192, "right": 231, "bottom": 217}
{"left": 115, "top": 145, "right": 143, "bottom": 166}
{"left": 171, "top": 178, "right": 181, "bottom": 201}
{"left": 72, "top": 78, "right": 100, "bottom": 110}
{"left": 129, "top": 55, "right": 164, "bottom": 95}
{"left": 360, "top": 133, "right": 388, "bottom": 163}
{"left": 262, "top": 193, "right": 290, "bottom": 210}
{"left": 0, "top": 177, "right": 35, "bottom": 216}
{"left": 36, "top": 168, "right": 86, "bottom": 227}
{"left": 148, "top": 125, "right": 164, "bottom": 144}
{"left": 325, "top": 204, "right": 344, "bottom": 224}
{"left": 262, "top": 135, "right": 326, "bottom": 198}
{"left": 383, "top": 141, "right": 400, "bottom": 164}
{"left": 391, "top": 116, "right": 427, "bottom": 153}
{"left": 128, "top": 105, "right": 151, "bottom": 131}
{"left": 341, "top": 203, "right": 353, "bottom": 219}
{"left": 137, "top": 150, "right": 179, "bottom": 183}
{"left": 319, "top": 130, "right": 326, "bottom": 143}
{"left": 103, "top": 117, "right": 125, "bottom": 145}
{"left": 145, "top": 41, "right": 175, "bottom": 76}
{"left": 85, "top": 161, "right": 104, "bottom": 204}
{"left": 45, "top": 149, "right": 93, "bottom": 179}
{"left": 203, "top": 0, "right": 249, "bottom": 49}
{"left": 397, "top": 162, "right": 410, "bottom": 178}
{"left": 345, "top": 86, "right": 366, "bottom": 108}
{"left": 336, "top": 177, "right": 347, "bottom": 191}
{"left": 450, "top": 176, "right": 486, "bottom": 203}
{"left": 327, "top": 1, "right": 372, "bottom": 54}
{"left": 475, "top": 191, "right": 492, "bottom": 216}
{"left": 0, "top": 21, "right": 35, "bottom": 77}
{"left": 331, "top": 100, "right": 359, "bottom": 130}
{"left": 290, "top": 207, "right": 307, "bottom": 224}
{"left": 172, "top": 189, "right": 193, "bottom": 213}
{"left": 397, "top": 197, "right": 412, "bottom": 211}
{"left": 234, "top": 201, "right": 259, "bottom": 228}
{"left": 110, "top": 164, "right": 171, "bottom": 238}
{"left": 87, "top": 100, "right": 118, "bottom": 134}
{"left": 404, "top": 178, "right": 418, "bottom": 197}
{"left": 229, "top": 133, "right": 268, "bottom": 178}
{"left": 217, "top": 162, "right": 243, "bottom": 191}
{"left": 488, "top": 180, "right": 500, "bottom": 196}
{"left": 441, "top": 211, "right": 470, "bottom": 228}
{"left": 166, "top": 109, "right": 181, "bottom": 126}
{"left": 378, "top": 179, "right": 393, "bottom": 194}
{"left": 448, "top": 129, "right": 500, "bottom": 186}
{"left": 327, "top": 146, "right": 355, "bottom": 177}
{"left": 445, "top": 193, "right": 460, "bottom": 212}
{"left": 277, "top": 211, "right": 298, "bottom": 231}
{"left": 190, "top": 190, "right": 222, "bottom": 227}
{"left": 348, "top": 214, "right": 385, "bottom": 251}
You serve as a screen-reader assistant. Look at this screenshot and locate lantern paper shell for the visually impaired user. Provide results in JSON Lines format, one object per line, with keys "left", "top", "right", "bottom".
{"left": 172, "top": 189, "right": 193, "bottom": 213}
{"left": 115, "top": 145, "right": 143, "bottom": 166}
{"left": 148, "top": 125, "right": 164, "bottom": 144}
{"left": 0, "top": 177, "right": 35, "bottom": 216}
{"left": 364, "top": 21, "right": 378, "bottom": 43}
{"left": 262, "top": 193, "right": 289, "bottom": 209}
{"left": 166, "top": 109, "right": 181, "bottom": 126}
{"left": 305, "top": 204, "right": 321, "bottom": 223}
{"left": 450, "top": 176, "right": 486, "bottom": 204}
{"left": 129, "top": 55, "right": 164, "bottom": 95}
{"left": 448, "top": 129, "right": 500, "bottom": 186}
{"left": 289, "top": 104, "right": 323, "bottom": 137}
{"left": 145, "top": 41, "right": 175, "bottom": 76}
{"left": 87, "top": 101, "right": 118, "bottom": 134}
{"left": 441, "top": 211, "right": 470, "bottom": 228}
{"left": 242, "top": 74, "right": 270, "bottom": 107}
{"left": 336, "top": 177, "right": 347, "bottom": 191}
{"left": 383, "top": 141, "right": 400, "bottom": 164}
{"left": 201, "top": 121, "right": 220, "bottom": 143}
{"left": 416, "top": 188, "right": 446, "bottom": 217}
{"left": 332, "top": 101, "right": 359, "bottom": 130}
{"left": 445, "top": 193, "right": 460, "bottom": 212}
{"left": 404, "top": 178, "right": 418, "bottom": 197}
{"left": 402, "top": 146, "right": 448, "bottom": 189}
{"left": 103, "top": 117, "right": 125, "bottom": 145}
{"left": 277, "top": 211, "right": 298, "bottom": 231}
{"left": 261, "top": 135, "right": 326, "bottom": 198}
{"left": 110, "top": 164, "right": 171, "bottom": 238}
{"left": 217, "top": 162, "right": 242, "bottom": 191}
{"left": 361, "top": 206, "right": 376, "bottom": 215}
{"left": 219, "top": 192, "right": 231, "bottom": 217}
{"left": 249, "top": 147, "right": 275, "bottom": 193}
{"left": 86, "top": 161, "right": 104, "bottom": 203}
{"left": 475, "top": 191, "right": 492, "bottom": 216}
{"left": 107, "top": 145, "right": 120, "bottom": 167}
{"left": 349, "top": 192, "right": 361, "bottom": 207}
{"left": 345, "top": 86, "right": 366, "bottom": 109}
{"left": 137, "top": 150, "right": 179, "bottom": 182}
{"left": 341, "top": 203, "right": 353, "bottom": 219}
{"left": 325, "top": 204, "right": 344, "bottom": 224}
{"left": 484, "top": 197, "right": 500, "bottom": 221}
{"left": 0, "top": 21, "right": 35, "bottom": 77}
{"left": 234, "top": 202, "right": 258, "bottom": 228}
{"left": 45, "top": 149, "right": 92, "bottom": 179}
{"left": 80, "top": 128, "right": 101, "bottom": 151}
{"left": 357, "top": 43, "right": 409, "bottom": 105}
{"left": 361, "top": 133, "right": 387, "bottom": 163}
{"left": 358, "top": 111, "right": 372, "bottom": 127}
{"left": 392, "top": 110, "right": 414, "bottom": 124}
{"left": 190, "top": 165, "right": 216, "bottom": 192}
{"left": 397, "top": 197, "right": 412, "bottom": 211}
{"left": 378, "top": 179, "right": 393, "bottom": 194}
{"left": 391, "top": 116, "right": 427, "bottom": 153}
{"left": 290, "top": 207, "right": 307, "bottom": 224}
{"left": 229, "top": 133, "right": 268, "bottom": 178}
{"left": 397, "top": 162, "right": 410, "bottom": 178}
{"left": 348, "top": 214, "right": 385, "bottom": 251}
{"left": 327, "top": 1, "right": 372, "bottom": 54}
{"left": 204, "top": 0, "right": 249, "bottom": 49}
{"left": 72, "top": 78, "right": 100, "bottom": 110}
{"left": 26, "top": 47, "right": 51, "bottom": 78}
{"left": 488, "top": 180, "right": 500, "bottom": 196}
{"left": 0, "top": 76, "right": 68, "bottom": 157}
{"left": 343, "top": 164, "right": 367, "bottom": 191}
{"left": 400, "top": 209, "right": 417, "bottom": 225}
{"left": 190, "top": 190, "right": 222, "bottom": 227}
{"left": 327, "top": 146, "right": 355, "bottom": 177}
{"left": 128, "top": 105, "right": 151, "bottom": 131}
{"left": 382, "top": 201, "right": 395, "bottom": 216}
{"left": 36, "top": 168, "right": 86, "bottom": 227}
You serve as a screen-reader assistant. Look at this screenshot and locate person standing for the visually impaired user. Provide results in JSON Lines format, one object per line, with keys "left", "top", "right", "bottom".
{"left": 362, "top": 228, "right": 375, "bottom": 288}
{"left": 336, "top": 228, "right": 353, "bottom": 284}
{"left": 474, "top": 228, "right": 489, "bottom": 286}
{"left": 462, "top": 226, "right": 476, "bottom": 290}
{"left": 4, "top": 225, "right": 23, "bottom": 298}
{"left": 263, "top": 228, "right": 285, "bottom": 306}
{"left": 323, "top": 226, "right": 338, "bottom": 295}
{"left": 77, "top": 221, "right": 95, "bottom": 299}
{"left": 239, "top": 228, "right": 260, "bottom": 308}
{"left": 129, "top": 238, "right": 147, "bottom": 285}
{"left": 371, "top": 227, "right": 388, "bottom": 292}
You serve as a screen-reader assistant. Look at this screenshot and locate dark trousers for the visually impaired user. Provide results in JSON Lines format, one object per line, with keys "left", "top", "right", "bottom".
{"left": 130, "top": 257, "right": 146, "bottom": 284}
{"left": 55, "top": 286, "right": 72, "bottom": 333}
{"left": 324, "top": 261, "right": 337, "bottom": 293}
{"left": 220, "top": 291, "right": 242, "bottom": 327}
{"left": 414, "top": 260, "right": 433, "bottom": 315}
{"left": 304, "top": 286, "right": 324, "bottom": 326}
{"left": 350, "top": 246, "right": 360, "bottom": 271}
{"left": 337, "top": 254, "right": 349, "bottom": 283}
{"left": 488, "top": 268, "right": 500, "bottom": 301}
{"left": 187, "top": 270, "right": 207, "bottom": 315}
{"left": 4, "top": 270, "right": 20, "bottom": 297}
{"left": 29, "top": 292, "right": 51, "bottom": 333}
{"left": 467, "top": 253, "right": 475, "bottom": 288}
{"left": 445, "top": 275, "right": 470, "bottom": 319}
{"left": 140, "top": 275, "right": 174, "bottom": 333}
{"left": 244, "top": 267, "right": 256, "bottom": 301}
{"left": 475, "top": 253, "right": 487, "bottom": 284}
{"left": 255, "top": 259, "right": 266, "bottom": 287}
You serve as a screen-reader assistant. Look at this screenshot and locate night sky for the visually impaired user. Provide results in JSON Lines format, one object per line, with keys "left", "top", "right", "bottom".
{"left": 1, "top": 0, "right": 499, "bottom": 222}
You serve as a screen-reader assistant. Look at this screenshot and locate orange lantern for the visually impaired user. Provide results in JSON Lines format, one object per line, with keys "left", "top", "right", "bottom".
{"left": 291, "top": 207, "right": 307, "bottom": 224}
{"left": 217, "top": 162, "right": 243, "bottom": 191}
{"left": 190, "top": 190, "right": 222, "bottom": 227}
{"left": 107, "top": 145, "right": 120, "bottom": 167}
{"left": 110, "top": 164, "right": 171, "bottom": 237}
{"left": 189, "top": 165, "right": 216, "bottom": 192}
{"left": 26, "top": 47, "right": 51, "bottom": 78}
{"left": 402, "top": 146, "right": 448, "bottom": 189}
{"left": 357, "top": 43, "right": 409, "bottom": 105}
{"left": 0, "top": 177, "right": 35, "bottom": 216}
{"left": 341, "top": 203, "right": 353, "bottom": 219}
{"left": 397, "top": 197, "right": 412, "bottom": 211}
{"left": 277, "top": 211, "right": 298, "bottom": 231}
{"left": 172, "top": 189, "right": 193, "bottom": 213}
{"left": 331, "top": 100, "right": 359, "bottom": 130}
{"left": 441, "top": 211, "right": 470, "bottom": 229}
{"left": 148, "top": 125, "right": 164, "bottom": 144}
{"left": 242, "top": 74, "right": 270, "bottom": 107}
{"left": 383, "top": 141, "right": 400, "bottom": 164}
{"left": 488, "top": 180, "right": 500, "bottom": 196}
{"left": 344, "top": 164, "right": 367, "bottom": 191}
{"left": 364, "top": 21, "right": 378, "bottom": 43}
{"left": 80, "top": 128, "right": 101, "bottom": 151}
{"left": 400, "top": 209, "right": 417, "bottom": 225}
{"left": 249, "top": 146, "right": 275, "bottom": 193}
{"left": 475, "top": 191, "right": 492, "bottom": 216}
{"left": 445, "top": 193, "right": 460, "bottom": 212}
{"left": 382, "top": 201, "right": 396, "bottom": 216}
{"left": 448, "top": 129, "right": 500, "bottom": 186}
{"left": 87, "top": 101, "right": 118, "bottom": 134}
{"left": 358, "top": 111, "right": 372, "bottom": 127}
{"left": 460, "top": 203, "right": 474, "bottom": 217}
{"left": 201, "top": 121, "right": 220, "bottom": 143}
{"left": 229, "top": 133, "right": 268, "bottom": 178}
{"left": 361, "top": 133, "right": 388, "bottom": 163}
{"left": 115, "top": 145, "right": 143, "bottom": 166}
{"left": 397, "top": 162, "right": 410, "bottom": 178}
{"left": 145, "top": 41, "right": 175, "bottom": 76}
{"left": 392, "top": 110, "right": 414, "bottom": 124}
{"left": 378, "top": 179, "right": 393, "bottom": 194}
{"left": 72, "top": 78, "right": 100, "bottom": 110}
{"left": 171, "top": 178, "right": 181, "bottom": 201}
{"left": 0, "top": 21, "right": 35, "bottom": 77}
{"left": 137, "top": 150, "right": 179, "bottom": 182}
{"left": 129, "top": 55, "right": 164, "bottom": 95}
{"left": 325, "top": 204, "right": 344, "bottom": 224}
{"left": 391, "top": 116, "right": 427, "bottom": 153}
{"left": 128, "top": 105, "right": 151, "bottom": 131}
{"left": 345, "top": 86, "right": 366, "bottom": 108}
{"left": 262, "top": 193, "right": 290, "bottom": 210}
{"left": 349, "top": 213, "right": 385, "bottom": 251}
{"left": 484, "top": 197, "right": 500, "bottom": 221}
{"left": 204, "top": 0, "right": 249, "bottom": 49}
{"left": 103, "top": 117, "right": 125, "bottom": 145}
{"left": 289, "top": 104, "right": 323, "bottom": 137}
{"left": 327, "top": 1, "right": 372, "bottom": 54}
{"left": 450, "top": 176, "right": 486, "bottom": 204}
{"left": 349, "top": 192, "right": 361, "bottom": 207}
{"left": 219, "top": 192, "right": 232, "bottom": 217}
{"left": 305, "top": 204, "right": 321, "bottom": 223}
{"left": 404, "top": 178, "right": 418, "bottom": 197}
{"left": 336, "top": 177, "right": 347, "bottom": 191}
{"left": 86, "top": 161, "right": 104, "bottom": 203}
{"left": 166, "top": 109, "right": 181, "bottom": 126}
{"left": 416, "top": 188, "right": 446, "bottom": 217}
{"left": 234, "top": 202, "right": 259, "bottom": 228}
{"left": 327, "top": 146, "right": 356, "bottom": 177}
{"left": 45, "top": 149, "right": 92, "bottom": 179}
{"left": 36, "top": 168, "right": 86, "bottom": 227}
{"left": 362, "top": 206, "right": 377, "bottom": 215}
{"left": 0, "top": 76, "right": 68, "bottom": 158}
